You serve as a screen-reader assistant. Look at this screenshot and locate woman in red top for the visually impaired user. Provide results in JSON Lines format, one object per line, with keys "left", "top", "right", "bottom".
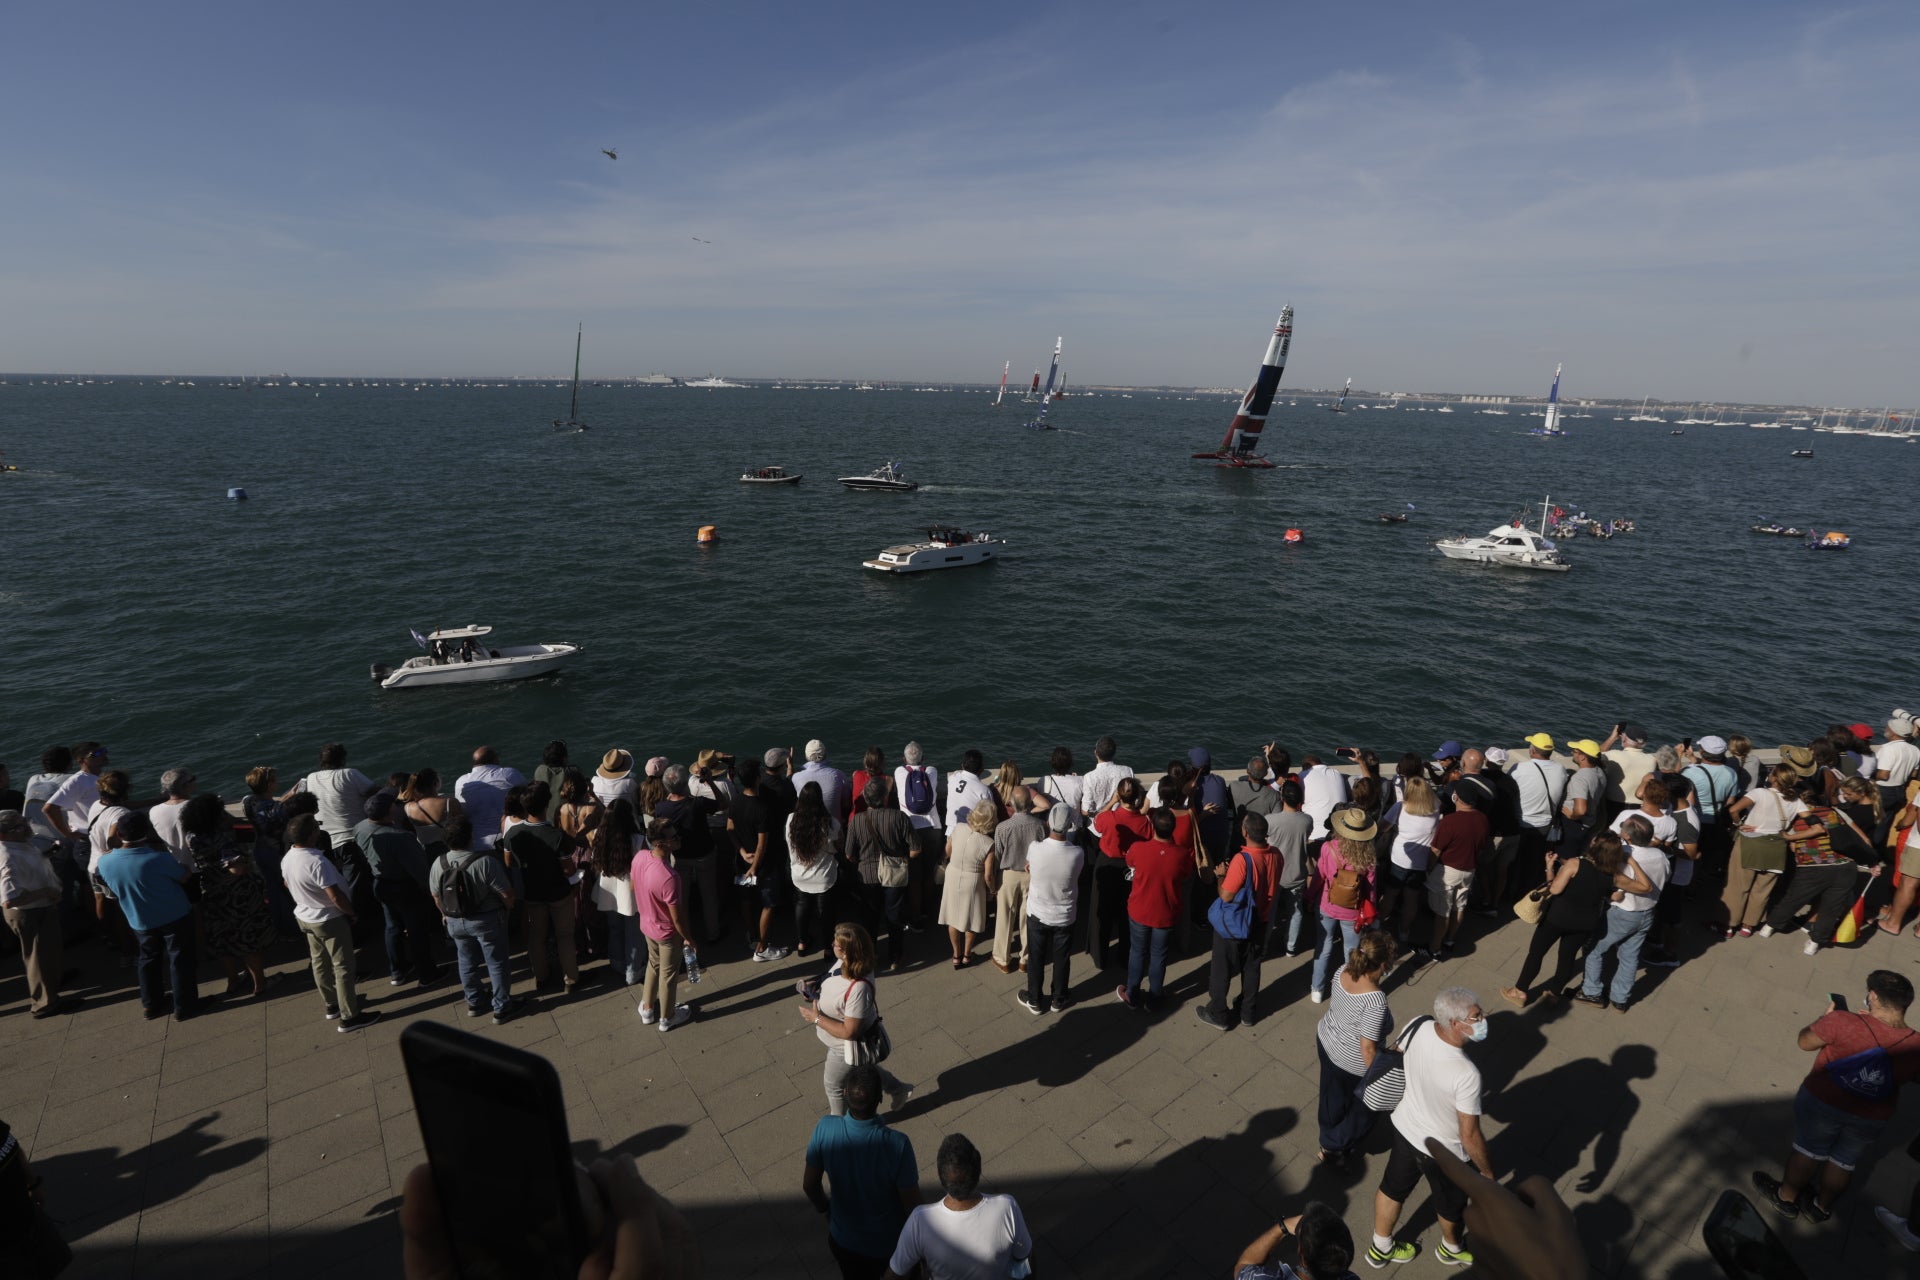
{"left": 1091, "top": 778, "right": 1152, "bottom": 971}
{"left": 1118, "top": 808, "right": 1193, "bottom": 1008}
{"left": 849, "top": 747, "right": 895, "bottom": 817}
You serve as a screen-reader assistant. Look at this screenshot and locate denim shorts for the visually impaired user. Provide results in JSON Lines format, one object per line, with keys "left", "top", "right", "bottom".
{"left": 1792, "top": 1085, "right": 1882, "bottom": 1171}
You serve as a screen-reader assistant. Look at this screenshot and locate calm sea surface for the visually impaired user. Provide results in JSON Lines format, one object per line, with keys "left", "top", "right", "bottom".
{"left": 1, "top": 381, "right": 1911, "bottom": 792}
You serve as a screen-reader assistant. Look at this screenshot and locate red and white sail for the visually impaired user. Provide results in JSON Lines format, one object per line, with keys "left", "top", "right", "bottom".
{"left": 993, "top": 360, "right": 1009, "bottom": 407}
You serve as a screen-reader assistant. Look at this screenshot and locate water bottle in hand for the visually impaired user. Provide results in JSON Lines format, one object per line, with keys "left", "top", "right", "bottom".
{"left": 683, "top": 944, "right": 703, "bottom": 985}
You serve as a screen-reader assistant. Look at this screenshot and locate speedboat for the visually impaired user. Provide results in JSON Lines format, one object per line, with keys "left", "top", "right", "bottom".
{"left": 863, "top": 527, "right": 1001, "bottom": 573}
{"left": 372, "top": 626, "right": 581, "bottom": 689}
{"left": 1434, "top": 496, "right": 1571, "bottom": 572}
{"left": 1377, "top": 512, "right": 1410, "bottom": 524}
{"left": 1791, "top": 449, "right": 1815, "bottom": 458}
{"left": 1751, "top": 523, "right": 1805, "bottom": 537}
{"left": 740, "top": 465, "right": 802, "bottom": 485}
{"left": 838, "top": 461, "right": 919, "bottom": 492}
{"left": 1807, "top": 531, "right": 1851, "bottom": 551}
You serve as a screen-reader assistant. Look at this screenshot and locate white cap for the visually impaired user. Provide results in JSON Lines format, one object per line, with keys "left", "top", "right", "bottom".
{"left": 1484, "top": 746, "right": 1509, "bottom": 765}
{"left": 805, "top": 739, "right": 827, "bottom": 762}
{"left": 1697, "top": 734, "right": 1729, "bottom": 755}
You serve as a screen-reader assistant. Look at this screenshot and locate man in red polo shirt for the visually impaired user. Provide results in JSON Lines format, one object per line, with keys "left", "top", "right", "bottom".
{"left": 1198, "top": 813, "right": 1282, "bottom": 1031}
{"left": 1118, "top": 807, "right": 1193, "bottom": 1009}
{"left": 1427, "top": 785, "right": 1491, "bottom": 960}
{"left": 1091, "top": 778, "right": 1152, "bottom": 971}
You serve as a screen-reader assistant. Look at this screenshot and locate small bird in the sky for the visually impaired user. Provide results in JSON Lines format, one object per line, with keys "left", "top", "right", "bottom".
{"left": 691, "top": 236, "right": 711, "bottom": 244}
{"left": 602, "top": 148, "right": 618, "bottom": 161}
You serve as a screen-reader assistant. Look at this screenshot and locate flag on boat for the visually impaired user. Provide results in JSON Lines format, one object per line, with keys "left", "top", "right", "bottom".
{"left": 410, "top": 628, "right": 429, "bottom": 650}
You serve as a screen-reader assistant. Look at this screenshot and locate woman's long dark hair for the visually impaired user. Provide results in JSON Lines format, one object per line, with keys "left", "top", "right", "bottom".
{"left": 594, "top": 799, "right": 638, "bottom": 878}
{"left": 791, "top": 781, "right": 832, "bottom": 864}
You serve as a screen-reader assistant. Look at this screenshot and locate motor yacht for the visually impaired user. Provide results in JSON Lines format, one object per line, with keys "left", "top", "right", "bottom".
{"left": 372, "top": 626, "right": 580, "bottom": 689}
{"left": 1434, "top": 497, "right": 1571, "bottom": 572}
{"left": 863, "top": 527, "right": 1002, "bottom": 573}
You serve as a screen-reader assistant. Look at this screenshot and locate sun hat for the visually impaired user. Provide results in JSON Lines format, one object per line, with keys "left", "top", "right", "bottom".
{"left": 1485, "top": 746, "right": 1510, "bottom": 766}
{"left": 805, "top": 739, "right": 827, "bottom": 762}
{"left": 1777, "top": 744, "right": 1817, "bottom": 777}
{"left": 1329, "top": 808, "right": 1378, "bottom": 843}
{"left": 763, "top": 747, "right": 789, "bottom": 768}
{"left": 1431, "top": 740, "right": 1463, "bottom": 761}
{"left": 1524, "top": 732, "right": 1554, "bottom": 752}
{"left": 1567, "top": 739, "right": 1604, "bottom": 759}
{"left": 644, "top": 755, "right": 668, "bottom": 778}
{"left": 1188, "top": 746, "right": 1211, "bottom": 769}
{"left": 1046, "top": 803, "right": 1076, "bottom": 834}
{"left": 597, "top": 749, "right": 633, "bottom": 780}
{"left": 1696, "top": 735, "right": 1729, "bottom": 755}
{"left": 695, "top": 748, "right": 731, "bottom": 772}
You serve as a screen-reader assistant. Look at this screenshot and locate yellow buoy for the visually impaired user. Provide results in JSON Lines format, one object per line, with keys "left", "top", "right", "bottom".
{"left": 697, "top": 525, "right": 718, "bottom": 544}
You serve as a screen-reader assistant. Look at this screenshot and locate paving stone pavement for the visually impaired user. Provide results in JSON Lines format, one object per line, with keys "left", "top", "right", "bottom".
{"left": 6, "top": 900, "right": 1920, "bottom": 1278}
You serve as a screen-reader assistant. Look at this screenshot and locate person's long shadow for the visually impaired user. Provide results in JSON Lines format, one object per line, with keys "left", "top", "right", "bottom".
{"left": 34, "top": 1112, "right": 269, "bottom": 1239}
{"left": 1486, "top": 1044, "right": 1658, "bottom": 1192}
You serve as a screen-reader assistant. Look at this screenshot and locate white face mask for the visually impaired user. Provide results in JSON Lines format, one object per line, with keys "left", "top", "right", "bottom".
{"left": 1466, "top": 1016, "right": 1489, "bottom": 1042}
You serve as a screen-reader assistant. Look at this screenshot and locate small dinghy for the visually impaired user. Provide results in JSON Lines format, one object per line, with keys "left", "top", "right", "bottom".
{"left": 741, "top": 465, "right": 802, "bottom": 485}
{"left": 1751, "top": 522, "right": 1805, "bottom": 537}
{"left": 372, "top": 626, "right": 580, "bottom": 690}
{"left": 1377, "top": 512, "right": 1409, "bottom": 524}
{"left": 1791, "top": 449, "right": 1815, "bottom": 458}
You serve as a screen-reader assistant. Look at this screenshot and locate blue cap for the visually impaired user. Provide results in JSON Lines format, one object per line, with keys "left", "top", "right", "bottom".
{"left": 1188, "top": 746, "right": 1211, "bottom": 769}
{"left": 1431, "top": 740, "right": 1463, "bottom": 760}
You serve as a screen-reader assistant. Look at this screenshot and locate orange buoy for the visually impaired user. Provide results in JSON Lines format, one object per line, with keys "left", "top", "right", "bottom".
{"left": 697, "top": 525, "right": 718, "bottom": 544}
{"left": 1283, "top": 528, "right": 1304, "bottom": 544}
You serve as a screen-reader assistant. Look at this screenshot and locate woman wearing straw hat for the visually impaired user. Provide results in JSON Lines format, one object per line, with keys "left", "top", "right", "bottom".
{"left": 1310, "top": 809, "right": 1379, "bottom": 1002}
{"left": 593, "top": 749, "right": 637, "bottom": 809}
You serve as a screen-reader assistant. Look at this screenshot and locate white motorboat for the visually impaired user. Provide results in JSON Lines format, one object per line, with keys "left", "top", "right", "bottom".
{"left": 838, "top": 461, "right": 919, "bottom": 492}
{"left": 1434, "top": 497, "right": 1572, "bottom": 573}
{"left": 740, "top": 465, "right": 802, "bottom": 485}
{"left": 863, "top": 527, "right": 1002, "bottom": 573}
{"left": 685, "top": 375, "right": 745, "bottom": 388}
{"left": 372, "top": 626, "right": 580, "bottom": 689}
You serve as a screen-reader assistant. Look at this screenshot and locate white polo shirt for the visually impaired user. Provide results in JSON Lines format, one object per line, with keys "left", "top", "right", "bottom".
{"left": 1876, "top": 739, "right": 1920, "bottom": 788}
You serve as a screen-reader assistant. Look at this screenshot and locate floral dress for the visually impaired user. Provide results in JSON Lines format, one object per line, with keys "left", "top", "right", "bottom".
{"left": 190, "top": 831, "right": 278, "bottom": 958}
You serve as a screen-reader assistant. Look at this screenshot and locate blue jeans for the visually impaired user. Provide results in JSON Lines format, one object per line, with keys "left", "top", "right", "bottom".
{"left": 136, "top": 915, "right": 199, "bottom": 1016}
{"left": 1270, "top": 884, "right": 1310, "bottom": 954}
{"left": 446, "top": 909, "right": 513, "bottom": 1014}
{"left": 1125, "top": 919, "right": 1170, "bottom": 1000}
{"left": 1582, "top": 905, "right": 1653, "bottom": 1005}
{"left": 603, "top": 910, "right": 643, "bottom": 984}
{"left": 1311, "top": 913, "right": 1360, "bottom": 996}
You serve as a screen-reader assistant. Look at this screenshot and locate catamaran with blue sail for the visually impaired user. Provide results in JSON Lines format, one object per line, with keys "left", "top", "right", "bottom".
{"left": 1025, "top": 337, "right": 1062, "bottom": 430}
{"left": 1191, "top": 306, "right": 1293, "bottom": 469}
{"left": 1327, "top": 377, "right": 1351, "bottom": 413}
{"left": 1529, "top": 364, "right": 1567, "bottom": 437}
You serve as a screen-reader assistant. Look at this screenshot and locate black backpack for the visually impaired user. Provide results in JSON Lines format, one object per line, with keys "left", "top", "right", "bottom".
{"left": 433, "top": 850, "right": 481, "bottom": 918}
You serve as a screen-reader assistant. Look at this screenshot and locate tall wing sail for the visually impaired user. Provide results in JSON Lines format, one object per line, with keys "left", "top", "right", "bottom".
{"left": 569, "top": 324, "right": 582, "bottom": 421}
{"left": 1031, "top": 338, "right": 1062, "bottom": 425}
{"left": 1214, "top": 307, "right": 1293, "bottom": 457}
{"left": 1543, "top": 363, "right": 1562, "bottom": 432}
{"left": 1333, "top": 377, "right": 1350, "bottom": 411}
{"left": 994, "top": 360, "right": 1008, "bottom": 407}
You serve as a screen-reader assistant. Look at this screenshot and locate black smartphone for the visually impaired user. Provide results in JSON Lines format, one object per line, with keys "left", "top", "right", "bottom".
{"left": 401, "top": 1023, "right": 591, "bottom": 1280}
{"left": 1702, "top": 1189, "right": 1806, "bottom": 1279}
{"left": 1335, "top": 746, "right": 1358, "bottom": 760}
{"left": 1829, "top": 993, "right": 1847, "bottom": 1011}
{"left": 1681, "top": 737, "right": 1694, "bottom": 750}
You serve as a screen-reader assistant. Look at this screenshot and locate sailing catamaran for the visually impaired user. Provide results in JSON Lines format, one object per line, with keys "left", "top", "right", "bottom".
{"left": 1191, "top": 306, "right": 1293, "bottom": 469}
{"left": 552, "top": 325, "right": 587, "bottom": 432}
{"left": 1328, "top": 377, "right": 1351, "bottom": 413}
{"left": 1052, "top": 368, "right": 1064, "bottom": 401}
{"left": 1025, "top": 338, "right": 1062, "bottom": 430}
{"left": 992, "top": 361, "right": 1009, "bottom": 408}
{"left": 1026, "top": 369, "right": 1041, "bottom": 401}
{"left": 1529, "top": 364, "right": 1566, "bottom": 437}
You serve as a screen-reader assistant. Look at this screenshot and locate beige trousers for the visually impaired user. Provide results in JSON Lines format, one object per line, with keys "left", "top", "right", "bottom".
{"left": 641, "top": 934, "right": 682, "bottom": 1018}
{"left": 991, "top": 871, "right": 1030, "bottom": 967}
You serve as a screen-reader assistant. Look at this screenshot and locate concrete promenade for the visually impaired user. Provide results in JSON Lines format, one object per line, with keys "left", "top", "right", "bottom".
{"left": 7, "top": 754, "right": 1918, "bottom": 1279}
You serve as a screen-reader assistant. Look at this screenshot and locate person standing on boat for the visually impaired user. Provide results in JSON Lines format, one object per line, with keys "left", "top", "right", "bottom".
{"left": 454, "top": 745, "right": 524, "bottom": 853}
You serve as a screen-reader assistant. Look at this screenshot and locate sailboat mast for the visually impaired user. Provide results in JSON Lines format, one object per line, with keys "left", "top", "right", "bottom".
{"left": 569, "top": 324, "right": 582, "bottom": 421}
{"left": 994, "top": 361, "right": 1008, "bottom": 407}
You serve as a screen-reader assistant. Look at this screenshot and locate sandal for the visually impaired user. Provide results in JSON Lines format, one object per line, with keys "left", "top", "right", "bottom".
{"left": 1501, "top": 988, "right": 1530, "bottom": 1009}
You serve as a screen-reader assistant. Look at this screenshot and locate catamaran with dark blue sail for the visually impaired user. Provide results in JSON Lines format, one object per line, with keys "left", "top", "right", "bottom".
{"left": 1191, "top": 306, "right": 1293, "bottom": 469}
{"left": 1025, "top": 337, "right": 1062, "bottom": 430}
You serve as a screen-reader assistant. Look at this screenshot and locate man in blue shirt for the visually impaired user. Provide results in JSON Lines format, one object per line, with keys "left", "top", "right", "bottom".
{"left": 94, "top": 810, "right": 202, "bottom": 1020}
{"left": 803, "top": 1064, "right": 919, "bottom": 1279}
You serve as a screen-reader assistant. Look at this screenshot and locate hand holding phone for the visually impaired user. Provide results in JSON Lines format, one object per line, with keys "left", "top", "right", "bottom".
{"left": 1829, "top": 993, "right": 1847, "bottom": 1012}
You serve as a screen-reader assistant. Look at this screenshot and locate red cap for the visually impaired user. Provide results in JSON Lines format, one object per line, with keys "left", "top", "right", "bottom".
{"left": 1849, "top": 722, "right": 1873, "bottom": 740}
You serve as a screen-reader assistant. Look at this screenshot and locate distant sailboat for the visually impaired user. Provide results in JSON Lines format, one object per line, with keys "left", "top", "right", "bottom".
{"left": 1529, "top": 364, "right": 1567, "bottom": 437}
{"left": 1328, "top": 377, "right": 1351, "bottom": 413}
{"left": 1025, "top": 337, "right": 1062, "bottom": 430}
{"left": 552, "top": 325, "right": 588, "bottom": 432}
{"left": 1027, "top": 369, "right": 1041, "bottom": 401}
{"left": 1191, "top": 305, "right": 1293, "bottom": 469}
{"left": 992, "top": 361, "right": 1009, "bottom": 408}
{"left": 1628, "top": 398, "right": 1665, "bottom": 424}
{"left": 1051, "top": 367, "right": 1064, "bottom": 401}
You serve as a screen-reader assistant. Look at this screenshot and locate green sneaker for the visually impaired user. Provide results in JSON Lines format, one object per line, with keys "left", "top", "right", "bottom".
{"left": 1366, "top": 1240, "right": 1418, "bottom": 1268}
{"left": 1436, "top": 1241, "right": 1474, "bottom": 1267}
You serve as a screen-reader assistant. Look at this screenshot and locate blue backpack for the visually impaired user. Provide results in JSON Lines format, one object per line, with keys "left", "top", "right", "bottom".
{"left": 1825, "top": 1018, "right": 1917, "bottom": 1102}
{"left": 903, "top": 766, "right": 934, "bottom": 816}
{"left": 1207, "top": 851, "right": 1256, "bottom": 940}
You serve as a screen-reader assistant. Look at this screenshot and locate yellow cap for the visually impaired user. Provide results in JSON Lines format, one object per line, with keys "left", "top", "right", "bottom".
{"left": 1524, "top": 732, "right": 1555, "bottom": 751}
{"left": 1566, "top": 739, "right": 1603, "bottom": 758}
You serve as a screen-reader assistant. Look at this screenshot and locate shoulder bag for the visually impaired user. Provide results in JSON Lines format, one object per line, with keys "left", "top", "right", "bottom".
{"left": 840, "top": 978, "right": 893, "bottom": 1065}
{"left": 1360, "top": 1015, "right": 1434, "bottom": 1112}
{"left": 1532, "top": 764, "right": 1566, "bottom": 843}
{"left": 1513, "top": 882, "right": 1551, "bottom": 926}
{"left": 1206, "top": 851, "right": 1256, "bottom": 940}
{"left": 1737, "top": 792, "right": 1790, "bottom": 873}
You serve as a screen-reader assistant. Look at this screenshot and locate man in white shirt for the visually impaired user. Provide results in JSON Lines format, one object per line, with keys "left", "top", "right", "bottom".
{"left": 793, "top": 740, "right": 851, "bottom": 824}
{"left": 289, "top": 743, "right": 378, "bottom": 852}
{"left": 1873, "top": 715, "right": 1920, "bottom": 849}
{"left": 1299, "top": 756, "right": 1350, "bottom": 841}
{"left": 1079, "top": 736, "right": 1134, "bottom": 821}
{"left": 148, "top": 768, "right": 196, "bottom": 867}
{"left": 1510, "top": 733, "right": 1567, "bottom": 889}
{"left": 453, "top": 745, "right": 524, "bottom": 852}
{"left": 1, "top": 810, "right": 77, "bottom": 1017}
{"left": 1018, "top": 805, "right": 1083, "bottom": 1016}
{"left": 23, "top": 745, "right": 77, "bottom": 853}
{"left": 1577, "top": 816, "right": 1669, "bottom": 1012}
{"left": 282, "top": 814, "right": 381, "bottom": 1032}
{"left": 943, "top": 750, "right": 995, "bottom": 852}
{"left": 41, "top": 743, "right": 108, "bottom": 855}
{"left": 894, "top": 742, "right": 943, "bottom": 927}
{"left": 1598, "top": 723, "right": 1656, "bottom": 818}
{"left": 886, "top": 1134, "right": 1031, "bottom": 1280}
{"left": 1370, "top": 986, "right": 1492, "bottom": 1269}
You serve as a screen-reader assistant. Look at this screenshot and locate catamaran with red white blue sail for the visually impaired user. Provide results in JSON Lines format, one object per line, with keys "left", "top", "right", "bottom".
{"left": 1191, "top": 306, "right": 1293, "bottom": 469}
{"left": 992, "top": 361, "right": 1009, "bottom": 408}
{"left": 1025, "top": 337, "right": 1062, "bottom": 430}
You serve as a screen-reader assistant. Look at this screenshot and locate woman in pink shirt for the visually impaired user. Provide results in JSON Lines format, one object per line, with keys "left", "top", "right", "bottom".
{"left": 1309, "top": 809, "right": 1379, "bottom": 1003}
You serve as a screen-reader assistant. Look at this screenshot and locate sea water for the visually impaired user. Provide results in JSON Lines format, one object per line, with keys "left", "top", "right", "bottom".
{"left": 0, "top": 382, "right": 1907, "bottom": 789}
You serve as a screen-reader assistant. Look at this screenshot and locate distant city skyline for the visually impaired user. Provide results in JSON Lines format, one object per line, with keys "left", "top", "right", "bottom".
{"left": 3, "top": 2, "right": 1914, "bottom": 405}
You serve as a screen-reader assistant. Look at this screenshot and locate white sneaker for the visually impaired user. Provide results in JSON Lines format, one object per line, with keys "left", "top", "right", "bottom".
{"left": 754, "top": 945, "right": 793, "bottom": 963}
{"left": 886, "top": 1080, "right": 915, "bottom": 1111}
{"left": 637, "top": 1003, "right": 657, "bottom": 1024}
{"left": 660, "top": 1004, "right": 693, "bottom": 1031}
{"left": 1756, "top": 925, "right": 1775, "bottom": 939}
{"left": 1311, "top": 990, "right": 1325, "bottom": 1004}
{"left": 1803, "top": 939, "right": 1821, "bottom": 957}
{"left": 1877, "top": 1205, "right": 1920, "bottom": 1251}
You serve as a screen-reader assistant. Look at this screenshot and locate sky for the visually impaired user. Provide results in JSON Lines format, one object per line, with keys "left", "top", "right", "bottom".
{"left": 3, "top": 1, "right": 1916, "bottom": 404}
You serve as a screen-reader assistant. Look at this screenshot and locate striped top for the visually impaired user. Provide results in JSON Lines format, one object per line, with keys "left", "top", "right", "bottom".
{"left": 1316, "top": 975, "right": 1393, "bottom": 1077}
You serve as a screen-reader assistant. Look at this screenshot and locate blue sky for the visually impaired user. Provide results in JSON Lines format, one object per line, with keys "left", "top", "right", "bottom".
{"left": 3, "top": 1, "right": 1915, "bottom": 403}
